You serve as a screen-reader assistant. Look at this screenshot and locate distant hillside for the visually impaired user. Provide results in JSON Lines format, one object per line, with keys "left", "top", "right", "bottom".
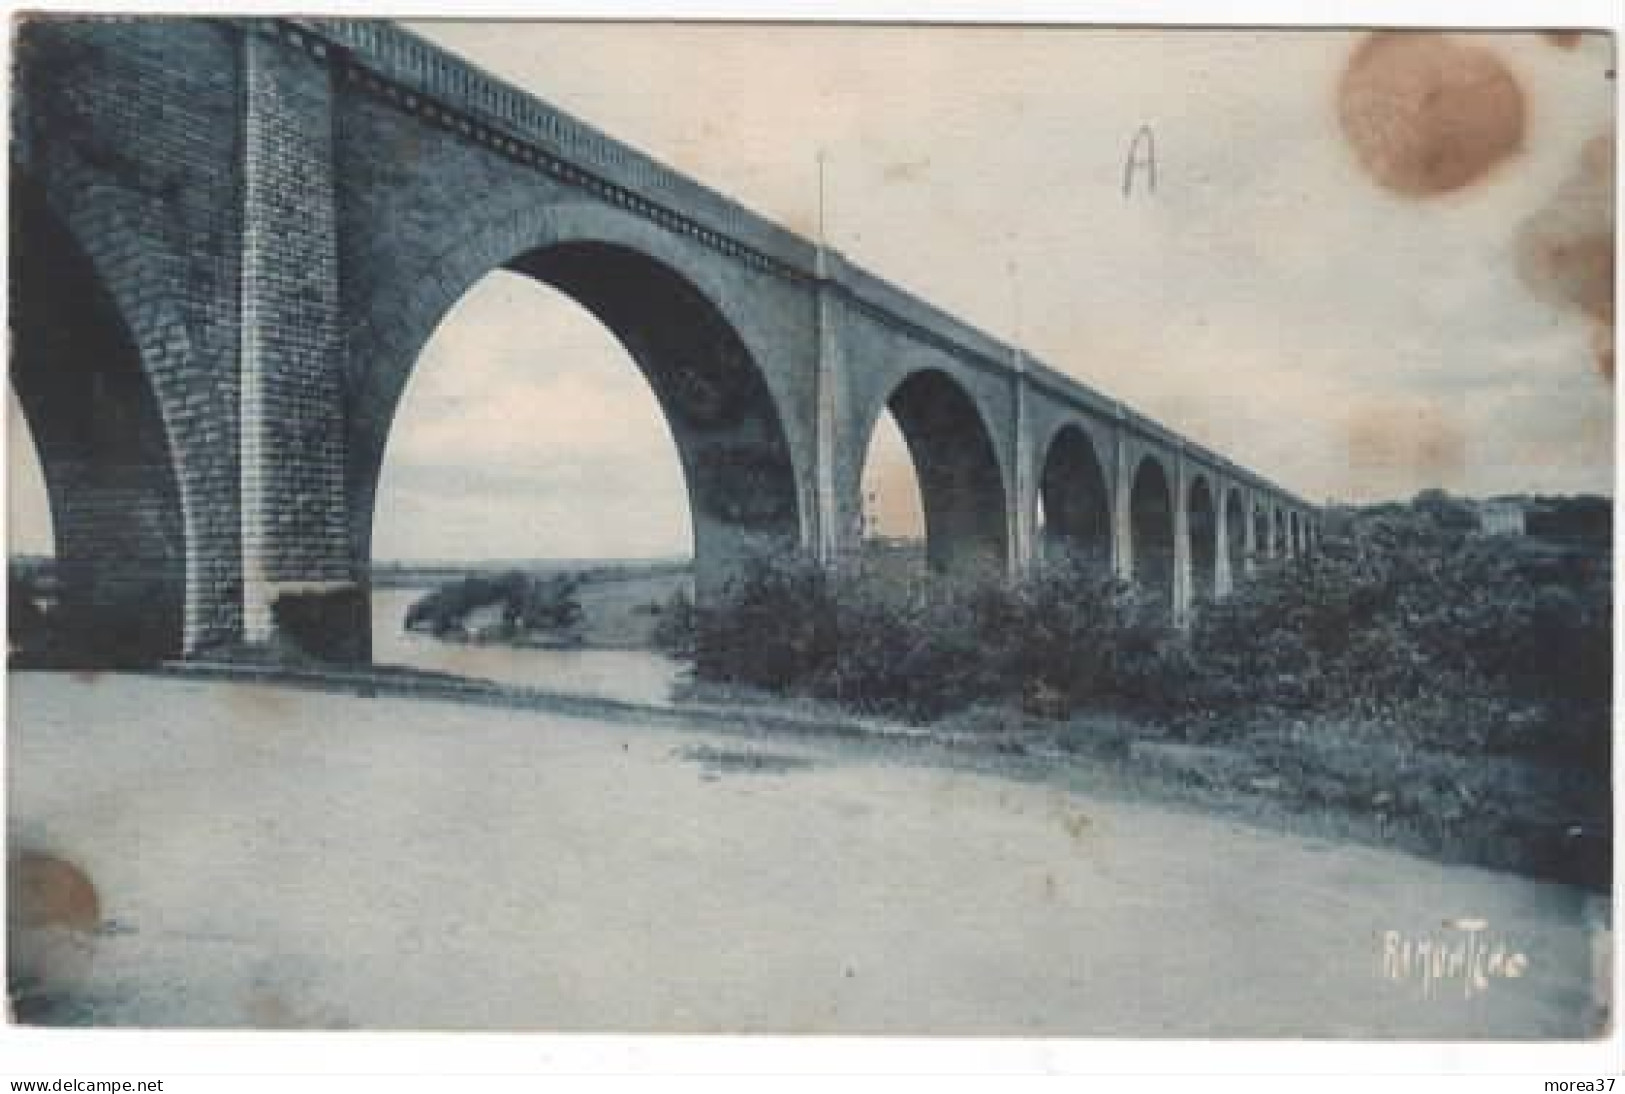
{"left": 1350, "top": 491, "right": 1611, "bottom": 541}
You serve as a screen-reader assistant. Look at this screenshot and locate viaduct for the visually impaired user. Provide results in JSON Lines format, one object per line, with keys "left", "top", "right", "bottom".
{"left": 11, "top": 16, "right": 1317, "bottom": 666}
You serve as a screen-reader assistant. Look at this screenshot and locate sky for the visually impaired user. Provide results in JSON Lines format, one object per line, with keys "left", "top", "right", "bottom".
{"left": 7, "top": 23, "right": 1616, "bottom": 560}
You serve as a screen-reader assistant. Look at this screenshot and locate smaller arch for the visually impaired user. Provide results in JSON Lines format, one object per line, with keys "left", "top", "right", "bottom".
{"left": 874, "top": 369, "right": 1008, "bottom": 576}
{"left": 1187, "top": 474, "right": 1217, "bottom": 603}
{"left": 1252, "top": 502, "right": 1271, "bottom": 563}
{"left": 1037, "top": 423, "right": 1112, "bottom": 570}
{"left": 1223, "top": 487, "right": 1247, "bottom": 585}
{"left": 1129, "top": 455, "right": 1176, "bottom": 618}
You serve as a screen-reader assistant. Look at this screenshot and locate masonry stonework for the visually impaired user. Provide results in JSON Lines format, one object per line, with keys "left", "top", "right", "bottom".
{"left": 14, "top": 17, "right": 247, "bottom": 657}
{"left": 240, "top": 27, "right": 356, "bottom": 650}
{"left": 11, "top": 16, "right": 1318, "bottom": 665}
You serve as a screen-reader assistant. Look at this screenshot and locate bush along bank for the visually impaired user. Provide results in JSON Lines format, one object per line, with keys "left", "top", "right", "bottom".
{"left": 666, "top": 494, "right": 1611, "bottom": 889}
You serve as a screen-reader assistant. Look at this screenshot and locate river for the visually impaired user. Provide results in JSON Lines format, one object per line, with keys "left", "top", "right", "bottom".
{"left": 369, "top": 585, "right": 688, "bottom": 706}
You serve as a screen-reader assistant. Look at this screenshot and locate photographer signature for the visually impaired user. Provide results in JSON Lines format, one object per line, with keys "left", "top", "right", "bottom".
{"left": 1380, "top": 918, "right": 1529, "bottom": 1000}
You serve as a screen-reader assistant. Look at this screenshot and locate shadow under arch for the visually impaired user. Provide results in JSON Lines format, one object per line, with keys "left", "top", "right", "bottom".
{"left": 1036, "top": 423, "right": 1112, "bottom": 570}
{"left": 1187, "top": 474, "right": 1217, "bottom": 603}
{"left": 9, "top": 178, "right": 188, "bottom": 665}
{"left": 1129, "top": 455, "right": 1175, "bottom": 618}
{"left": 1224, "top": 487, "right": 1247, "bottom": 583}
{"left": 352, "top": 230, "right": 803, "bottom": 648}
{"left": 858, "top": 369, "right": 1008, "bottom": 577}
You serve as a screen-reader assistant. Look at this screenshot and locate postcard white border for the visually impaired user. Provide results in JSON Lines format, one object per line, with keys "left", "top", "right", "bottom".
{"left": 1, "top": 0, "right": 1619, "bottom": 1084}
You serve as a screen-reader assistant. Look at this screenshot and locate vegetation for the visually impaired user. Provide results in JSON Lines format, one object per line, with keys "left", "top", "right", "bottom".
{"left": 271, "top": 587, "right": 371, "bottom": 664}
{"left": 6, "top": 566, "right": 178, "bottom": 669}
{"left": 685, "top": 550, "right": 1181, "bottom": 722}
{"left": 404, "top": 570, "right": 585, "bottom": 644}
{"left": 649, "top": 585, "right": 698, "bottom": 659}
{"left": 9, "top": 572, "right": 52, "bottom": 652}
{"left": 1184, "top": 495, "right": 1610, "bottom": 770}
{"left": 6, "top": 491, "right": 1608, "bottom": 886}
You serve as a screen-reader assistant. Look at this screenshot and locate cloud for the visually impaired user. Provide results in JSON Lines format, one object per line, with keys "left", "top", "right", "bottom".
{"left": 371, "top": 271, "right": 692, "bottom": 561}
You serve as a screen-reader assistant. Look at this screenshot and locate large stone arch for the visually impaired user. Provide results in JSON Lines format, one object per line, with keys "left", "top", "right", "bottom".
{"left": 345, "top": 201, "right": 806, "bottom": 617}
{"left": 9, "top": 176, "right": 195, "bottom": 665}
{"left": 1187, "top": 473, "right": 1217, "bottom": 604}
{"left": 857, "top": 368, "right": 1008, "bottom": 576}
{"left": 1129, "top": 455, "right": 1175, "bottom": 617}
{"left": 1035, "top": 421, "right": 1112, "bottom": 570}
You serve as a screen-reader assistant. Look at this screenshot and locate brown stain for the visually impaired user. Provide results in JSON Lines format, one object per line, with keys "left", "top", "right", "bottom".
{"left": 227, "top": 681, "right": 296, "bottom": 721}
{"left": 1543, "top": 32, "right": 1584, "bottom": 50}
{"left": 782, "top": 209, "right": 818, "bottom": 240}
{"left": 1344, "top": 403, "right": 1468, "bottom": 488}
{"left": 1060, "top": 808, "right": 1092, "bottom": 841}
{"left": 7, "top": 851, "right": 102, "bottom": 1008}
{"left": 7, "top": 851, "right": 100, "bottom": 932}
{"left": 243, "top": 986, "right": 333, "bottom": 1029}
{"left": 245, "top": 987, "right": 297, "bottom": 1028}
{"left": 1593, "top": 326, "right": 1615, "bottom": 383}
{"left": 244, "top": 984, "right": 352, "bottom": 1030}
{"left": 1514, "top": 134, "right": 1616, "bottom": 381}
{"left": 882, "top": 157, "right": 930, "bottom": 183}
{"left": 1338, "top": 32, "right": 1527, "bottom": 197}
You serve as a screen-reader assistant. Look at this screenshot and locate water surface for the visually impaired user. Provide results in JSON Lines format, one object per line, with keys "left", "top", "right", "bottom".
{"left": 369, "top": 586, "right": 686, "bottom": 706}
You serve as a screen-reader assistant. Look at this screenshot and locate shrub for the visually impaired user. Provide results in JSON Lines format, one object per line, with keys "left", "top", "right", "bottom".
{"left": 8, "top": 573, "right": 51, "bottom": 652}
{"left": 688, "top": 493, "right": 1608, "bottom": 771}
{"left": 271, "top": 586, "right": 369, "bottom": 664}
{"left": 694, "top": 552, "right": 838, "bottom": 692}
{"left": 404, "top": 571, "right": 583, "bottom": 641}
{"left": 516, "top": 574, "right": 585, "bottom": 634}
{"left": 1186, "top": 495, "right": 1611, "bottom": 763}
{"left": 691, "top": 547, "right": 1181, "bottom": 722}
{"left": 650, "top": 586, "right": 697, "bottom": 658}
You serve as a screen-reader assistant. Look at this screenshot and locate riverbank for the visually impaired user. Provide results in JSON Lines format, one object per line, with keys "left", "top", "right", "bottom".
{"left": 384, "top": 568, "right": 690, "bottom": 651}
{"left": 139, "top": 652, "right": 1613, "bottom": 895}
{"left": 6, "top": 672, "right": 1609, "bottom": 1035}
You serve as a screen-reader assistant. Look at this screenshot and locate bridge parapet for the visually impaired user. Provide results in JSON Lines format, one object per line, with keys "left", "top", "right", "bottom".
{"left": 820, "top": 248, "right": 1013, "bottom": 372}
{"left": 1022, "top": 359, "right": 1120, "bottom": 422}
{"left": 289, "top": 18, "right": 817, "bottom": 279}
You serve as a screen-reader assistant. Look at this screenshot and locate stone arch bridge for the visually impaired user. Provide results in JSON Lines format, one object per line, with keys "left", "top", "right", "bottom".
{"left": 11, "top": 16, "right": 1317, "bottom": 665}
